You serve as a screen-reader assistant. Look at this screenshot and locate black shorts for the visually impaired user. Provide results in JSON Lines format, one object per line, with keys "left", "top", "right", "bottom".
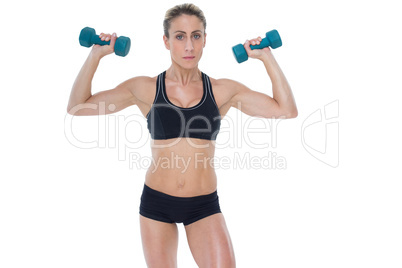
{"left": 139, "top": 184, "right": 222, "bottom": 226}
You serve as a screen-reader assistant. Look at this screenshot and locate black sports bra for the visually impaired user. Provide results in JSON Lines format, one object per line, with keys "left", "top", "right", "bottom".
{"left": 146, "top": 71, "right": 221, "bottom": 140}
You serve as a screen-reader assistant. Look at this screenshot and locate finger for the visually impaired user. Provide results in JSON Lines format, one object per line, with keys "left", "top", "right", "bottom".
{"left": 253, "top": 37, "right": 262, "bottom": 44}
{"left": 109, "top": 32, "right": 117, "bottom": 48}
{"left": 249, "top": 38, "right": 260, "bottom": 46}
{"left": 244, "top": 40, "right": 252, "bottom": 55}
{"left": 106, "top": 33, "right": 114, "bottom": 42}
{"left": 104, "top": 34, "right": 112, "bottom": 42}
{"left": 100, "top": 33, "right": 110, "bottom": 41}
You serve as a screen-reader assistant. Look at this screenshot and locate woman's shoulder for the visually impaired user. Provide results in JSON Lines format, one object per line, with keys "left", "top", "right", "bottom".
{"left": 208, "top": 76, "right": 243, "bottom": 92}
{"left": 126, "top": 75, "right": 157, "bottom": 86}
{"left": 128, "top": 70, "right": 168, "bottom": 86}
{"left": 121, "top": 74, "right": 160, "bottom": 105}
{"left": 206, "top": 76, "right": 244, "bottom": 107}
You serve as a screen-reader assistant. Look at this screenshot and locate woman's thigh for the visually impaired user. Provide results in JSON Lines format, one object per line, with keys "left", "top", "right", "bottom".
{"left": 140, "top": 215, "right": 179, "bottom": 268}
{"left": 184, "top": 213, "right": 236, "bottom": 268}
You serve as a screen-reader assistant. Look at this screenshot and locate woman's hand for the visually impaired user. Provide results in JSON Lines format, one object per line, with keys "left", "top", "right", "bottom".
{"left": 244, "top": 36, "right": 272, "bottom": 61}
{"left": 90, "top": 32, "right": 117, "bottom": 59}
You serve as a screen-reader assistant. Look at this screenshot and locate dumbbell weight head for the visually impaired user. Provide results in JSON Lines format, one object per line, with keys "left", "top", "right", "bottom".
{"left": 79, "top": 27, "right": 131, "bottom": 57}
{"left": 114, "top": 37, "right": 131, "bottom": 57}
{"left": 79, "top": 27, "right": 96, "bottom": 47}
{"left": 232, "top": 44, "right": 249, "bottom": 64}
{"left": 265, "top": 29, "right": 282, "bottom": 49}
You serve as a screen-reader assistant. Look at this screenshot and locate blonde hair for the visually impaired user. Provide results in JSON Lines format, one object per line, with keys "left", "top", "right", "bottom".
{"left": 163, "top": 3, "right": 207, "bottom": 38}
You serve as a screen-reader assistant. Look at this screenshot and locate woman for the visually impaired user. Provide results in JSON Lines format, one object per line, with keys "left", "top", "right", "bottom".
{"left": 67, "top": 3, "right": 297, "bottom": 267}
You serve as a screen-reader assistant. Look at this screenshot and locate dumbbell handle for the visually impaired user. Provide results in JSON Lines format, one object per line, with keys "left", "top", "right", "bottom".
{"left": 90, "top": 35, "right": 112, "bottom": 46}
{"left": 249, "top": 38, "right": 271, "bottom": 50}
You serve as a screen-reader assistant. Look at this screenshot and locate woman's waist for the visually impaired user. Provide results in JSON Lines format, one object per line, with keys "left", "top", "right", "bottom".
{"left": 149, "top": 150, "right": 216, "bottom": 171}
{"left": 145, "top": 167, "right": 217, "bottom": 197}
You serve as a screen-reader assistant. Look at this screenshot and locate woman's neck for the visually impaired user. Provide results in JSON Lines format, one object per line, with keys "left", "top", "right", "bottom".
{"left": 166, "top": 63, "right": 202, "bottom": 86}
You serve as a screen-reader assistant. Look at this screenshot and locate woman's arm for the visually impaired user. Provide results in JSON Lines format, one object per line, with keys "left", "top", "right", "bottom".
{"left": 67, "top": 32, "right": 137, "bottom": 116}
{"left": 227, "top": 37, "right": 298, "bottom": 119}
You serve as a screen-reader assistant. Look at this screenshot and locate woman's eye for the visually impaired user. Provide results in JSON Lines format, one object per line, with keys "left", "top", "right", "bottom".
{"left": 193, "top": 34, "right": 200, "bottom": 39}
{"left": 176, "top": 35, "right": 184, "bottom": 40}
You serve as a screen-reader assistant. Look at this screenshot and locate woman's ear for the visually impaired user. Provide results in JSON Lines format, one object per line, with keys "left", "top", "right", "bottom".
{"left": 203, "top": 33, "right": 207, "bottom": 48}
{"left": 163, "top": 35, "right": 170, "bottom": 50}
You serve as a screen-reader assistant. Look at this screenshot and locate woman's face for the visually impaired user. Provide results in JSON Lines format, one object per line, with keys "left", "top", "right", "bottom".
{"left": 164, "top": 15, "right": 206, "bottom": 69}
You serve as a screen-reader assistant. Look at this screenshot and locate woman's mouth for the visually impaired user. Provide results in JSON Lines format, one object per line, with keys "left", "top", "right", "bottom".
{"left": 183, "top": 56, "right": 195, "bottom": 60}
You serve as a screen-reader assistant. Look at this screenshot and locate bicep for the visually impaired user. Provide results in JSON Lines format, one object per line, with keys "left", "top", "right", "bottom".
{"left": 72, "top": 79, "right": 137, "bottom": 116}
{"left": 228, "top": 80, "right": 280, "bottom": 118}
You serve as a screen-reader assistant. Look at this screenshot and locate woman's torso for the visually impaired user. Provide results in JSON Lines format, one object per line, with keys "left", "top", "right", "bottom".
{"left": 135, "top": 71, "right": 232, "bottom": 197}
{"left": 145, "top": 138, "right": 217, "bottom": 197}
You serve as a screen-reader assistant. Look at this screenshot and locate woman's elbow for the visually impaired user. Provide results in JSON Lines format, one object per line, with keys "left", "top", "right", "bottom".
{"left": 288, "top": 108, "right": 298, "bottom": 119}
{"left": 278, "top": 107, "right": 298, "bottom": 119}
{"left": 66, "top": 103, "right": 96, "bottom": 116}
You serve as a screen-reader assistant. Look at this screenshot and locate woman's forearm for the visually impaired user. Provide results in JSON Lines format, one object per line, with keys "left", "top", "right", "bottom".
{"left": 261, "top": 52, "right": 298, "bottom": 117}
{"left": 67, "top": 52, "right": 101, "bottom": 113}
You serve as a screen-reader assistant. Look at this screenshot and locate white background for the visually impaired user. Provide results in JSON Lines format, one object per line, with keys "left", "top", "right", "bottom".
{"left": 1, "top": 0, "right": 401, "bottom": 267}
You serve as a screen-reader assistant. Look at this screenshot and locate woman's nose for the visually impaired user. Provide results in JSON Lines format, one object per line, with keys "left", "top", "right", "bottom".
{"left": 185, "top": 39, "right": 194, "bottom": 51}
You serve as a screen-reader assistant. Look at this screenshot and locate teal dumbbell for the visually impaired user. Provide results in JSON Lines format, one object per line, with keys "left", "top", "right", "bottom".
{"left": 79, "top": 27, "right": 131, "bottom": 57}
{"left": 232, "top": 29, "right": 282, "bottom": 63}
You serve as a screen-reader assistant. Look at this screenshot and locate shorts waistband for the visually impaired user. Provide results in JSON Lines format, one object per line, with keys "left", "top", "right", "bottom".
{"left": 143, "top": 183, "right": 218, "bottom": 202}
